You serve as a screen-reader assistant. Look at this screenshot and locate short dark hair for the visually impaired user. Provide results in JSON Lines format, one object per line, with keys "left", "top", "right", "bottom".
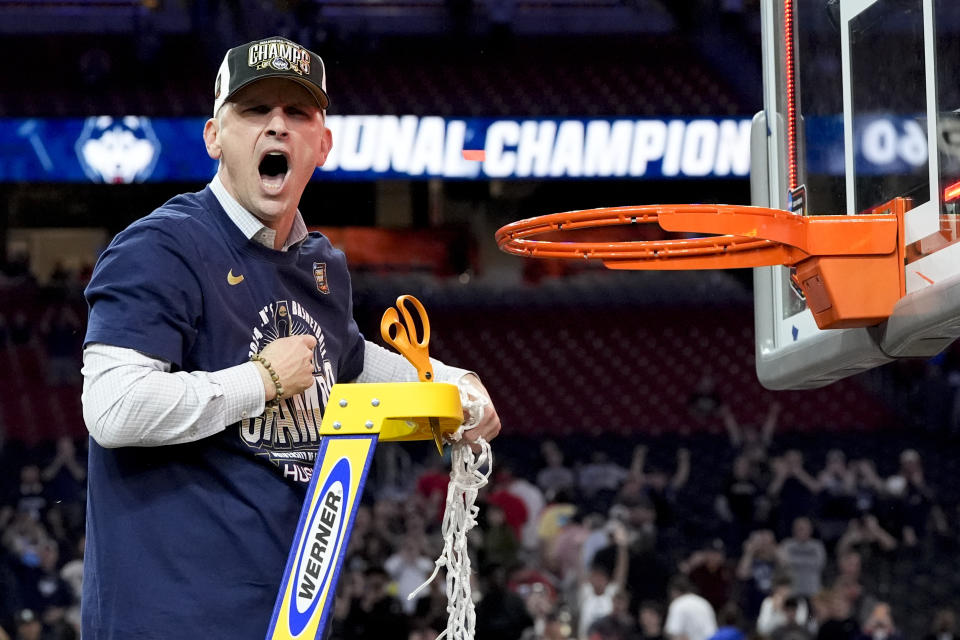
{"left": 364, "top": 565, "right": 389, "bottom": 580}
{"left": 718, "top": 603, "right": 742, "bottom": 627}
{"left": 669, "top": 574, "right": 695, "bottom": 595}
{"left": 773, "top": 573, "right": 794, "bottom": 589}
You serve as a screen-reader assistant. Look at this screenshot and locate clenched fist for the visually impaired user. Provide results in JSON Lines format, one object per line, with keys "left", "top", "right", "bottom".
{"left": 255, "top": 335, "right": 318, "bottom": 401}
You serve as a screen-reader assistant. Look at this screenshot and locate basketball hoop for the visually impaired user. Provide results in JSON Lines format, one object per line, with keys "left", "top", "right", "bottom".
{"left": 496, "top": 201, "right": 909, "bottom": 330}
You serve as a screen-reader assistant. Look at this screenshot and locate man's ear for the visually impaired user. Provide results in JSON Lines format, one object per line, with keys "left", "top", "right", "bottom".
{"left": 316, "top": 126, "right": 333, "bottom": 168}
{"left": 203, "top": 118, "right": 222, "bottom": 160}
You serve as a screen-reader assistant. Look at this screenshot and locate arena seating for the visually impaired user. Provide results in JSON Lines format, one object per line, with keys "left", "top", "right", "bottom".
{"left": 0, "top": 343, "right": 83, "bottom": 445}
{"left": 0, "top": 34, "right": 745, "bottom": 117}
{"left": 419, "top": 305, "right": 896, "bottom": 438}
{"left": 0, "top": 279, "right": 896, "bottom": 446}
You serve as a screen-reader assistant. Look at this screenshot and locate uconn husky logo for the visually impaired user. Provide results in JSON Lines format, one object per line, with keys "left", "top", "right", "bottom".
{"left": 76, "top": 116, "right": 161, "bottom": 183}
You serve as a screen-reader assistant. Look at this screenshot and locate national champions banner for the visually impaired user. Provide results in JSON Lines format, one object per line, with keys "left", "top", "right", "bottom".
{"left": 0, "top": 114, "right": 928, "bottom": 183}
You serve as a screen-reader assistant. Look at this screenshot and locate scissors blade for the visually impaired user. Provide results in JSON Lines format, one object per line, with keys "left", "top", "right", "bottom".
{"left": 429, "top": 417, "right": 444, "bottom": 455}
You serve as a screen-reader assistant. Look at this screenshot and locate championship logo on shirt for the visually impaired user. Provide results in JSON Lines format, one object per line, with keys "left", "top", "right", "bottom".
{"left": 313, "top": 262, "right": 329, "bottom": 295}
{"left": 239, "top": 298, "right": 336, "bottom": 483}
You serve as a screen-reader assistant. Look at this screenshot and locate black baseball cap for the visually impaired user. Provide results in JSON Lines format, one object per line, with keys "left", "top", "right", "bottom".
{"left": 213, "top": 36, "right": 329, "bottom": 116}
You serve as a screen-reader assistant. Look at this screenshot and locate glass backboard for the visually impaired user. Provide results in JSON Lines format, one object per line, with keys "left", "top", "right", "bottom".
{"left": 753, "top": 0, "right": 960, "bottom": 389}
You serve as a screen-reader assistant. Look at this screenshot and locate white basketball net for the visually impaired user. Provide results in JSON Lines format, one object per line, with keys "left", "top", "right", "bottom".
{"left": 407, "top": 382, "right": 492, "bottom": 640}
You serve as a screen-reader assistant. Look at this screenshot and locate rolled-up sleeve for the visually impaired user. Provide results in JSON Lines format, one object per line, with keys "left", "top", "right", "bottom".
{"left": 81, "top": 343, "right": 266, "bottom": 448}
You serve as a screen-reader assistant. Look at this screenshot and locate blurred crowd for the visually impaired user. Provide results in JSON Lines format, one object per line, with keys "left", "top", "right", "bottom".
{"left": 2, "top": 402, "right": 959, "bottom": 640}
{"left": 321, "top": 404, "right": 957, "bottom": 640}
{"left": 0, "top": 437, "right": 86, "bottom": 640}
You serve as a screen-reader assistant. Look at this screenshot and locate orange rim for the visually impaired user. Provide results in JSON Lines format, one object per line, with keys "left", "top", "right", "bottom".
{"left": 495, "top": 204, "right": 902, "bottom": 270}
{"left": 497, "top": 205, "right": 784, "bottom": 266}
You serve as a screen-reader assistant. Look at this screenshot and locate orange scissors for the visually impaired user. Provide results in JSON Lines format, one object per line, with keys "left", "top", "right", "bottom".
{"left": 380, "top": 295, "right": 444, "bottom": 454}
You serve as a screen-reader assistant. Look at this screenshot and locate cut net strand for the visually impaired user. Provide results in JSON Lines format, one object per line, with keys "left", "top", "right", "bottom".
{"left": 407, "top": 382, "right": 492, "bottom": 640}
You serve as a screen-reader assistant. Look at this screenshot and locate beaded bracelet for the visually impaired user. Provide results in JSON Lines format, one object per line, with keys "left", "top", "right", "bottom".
{"left": 251, "top": 353, "right": 284, "bottom": 409}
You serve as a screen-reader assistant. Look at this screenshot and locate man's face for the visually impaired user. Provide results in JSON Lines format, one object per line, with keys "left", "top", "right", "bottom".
{"left": 18, "top": 620, "right": 41, "bottom": 640}
{"left": 588, "top": 568, "right": 610, "bottom": 593}
{"left": 203, "top": 78, "right": 332, "bottom": 227}
{"left": 21, "top": 465, "right": 40, "bottom": 484}
{"left": 639, "top": 607, "right": 661, "bottom": 631}
{"left": 839, "top": 551, "right": 860, "bottom": 575}
{"left": 793, "top": 517, "right": 812, "bottom": 540}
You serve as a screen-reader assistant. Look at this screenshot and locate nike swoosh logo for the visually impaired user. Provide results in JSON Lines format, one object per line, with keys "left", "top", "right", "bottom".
{"left": 227, "top": 269, "right": 245, "bottom": 285}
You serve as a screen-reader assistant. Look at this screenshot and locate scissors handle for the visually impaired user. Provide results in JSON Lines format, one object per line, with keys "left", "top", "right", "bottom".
{"left": 380, "top": 295, "right": 445, "bottom": 455}
{"left": 380, "top": 294, "right": 434, "bottom": 383}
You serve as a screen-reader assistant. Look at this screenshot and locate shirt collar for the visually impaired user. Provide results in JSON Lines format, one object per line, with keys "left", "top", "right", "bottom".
{"left": 209, "top": 174, "right": 308, "bottom": 251}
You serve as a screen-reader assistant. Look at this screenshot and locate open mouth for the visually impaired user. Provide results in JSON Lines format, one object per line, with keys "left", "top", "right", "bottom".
{"left": 258, "top": 152, "right": 289, "bottom": 192}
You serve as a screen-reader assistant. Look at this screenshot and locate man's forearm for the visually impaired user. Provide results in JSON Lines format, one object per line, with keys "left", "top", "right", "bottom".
{"left": 84, "top": 340, "right": 477, "bottom": 448}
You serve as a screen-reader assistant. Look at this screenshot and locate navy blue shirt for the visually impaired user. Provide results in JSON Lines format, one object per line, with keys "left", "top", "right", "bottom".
{"left": 82, "top": 187, "right": 364, "bottom": 639}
